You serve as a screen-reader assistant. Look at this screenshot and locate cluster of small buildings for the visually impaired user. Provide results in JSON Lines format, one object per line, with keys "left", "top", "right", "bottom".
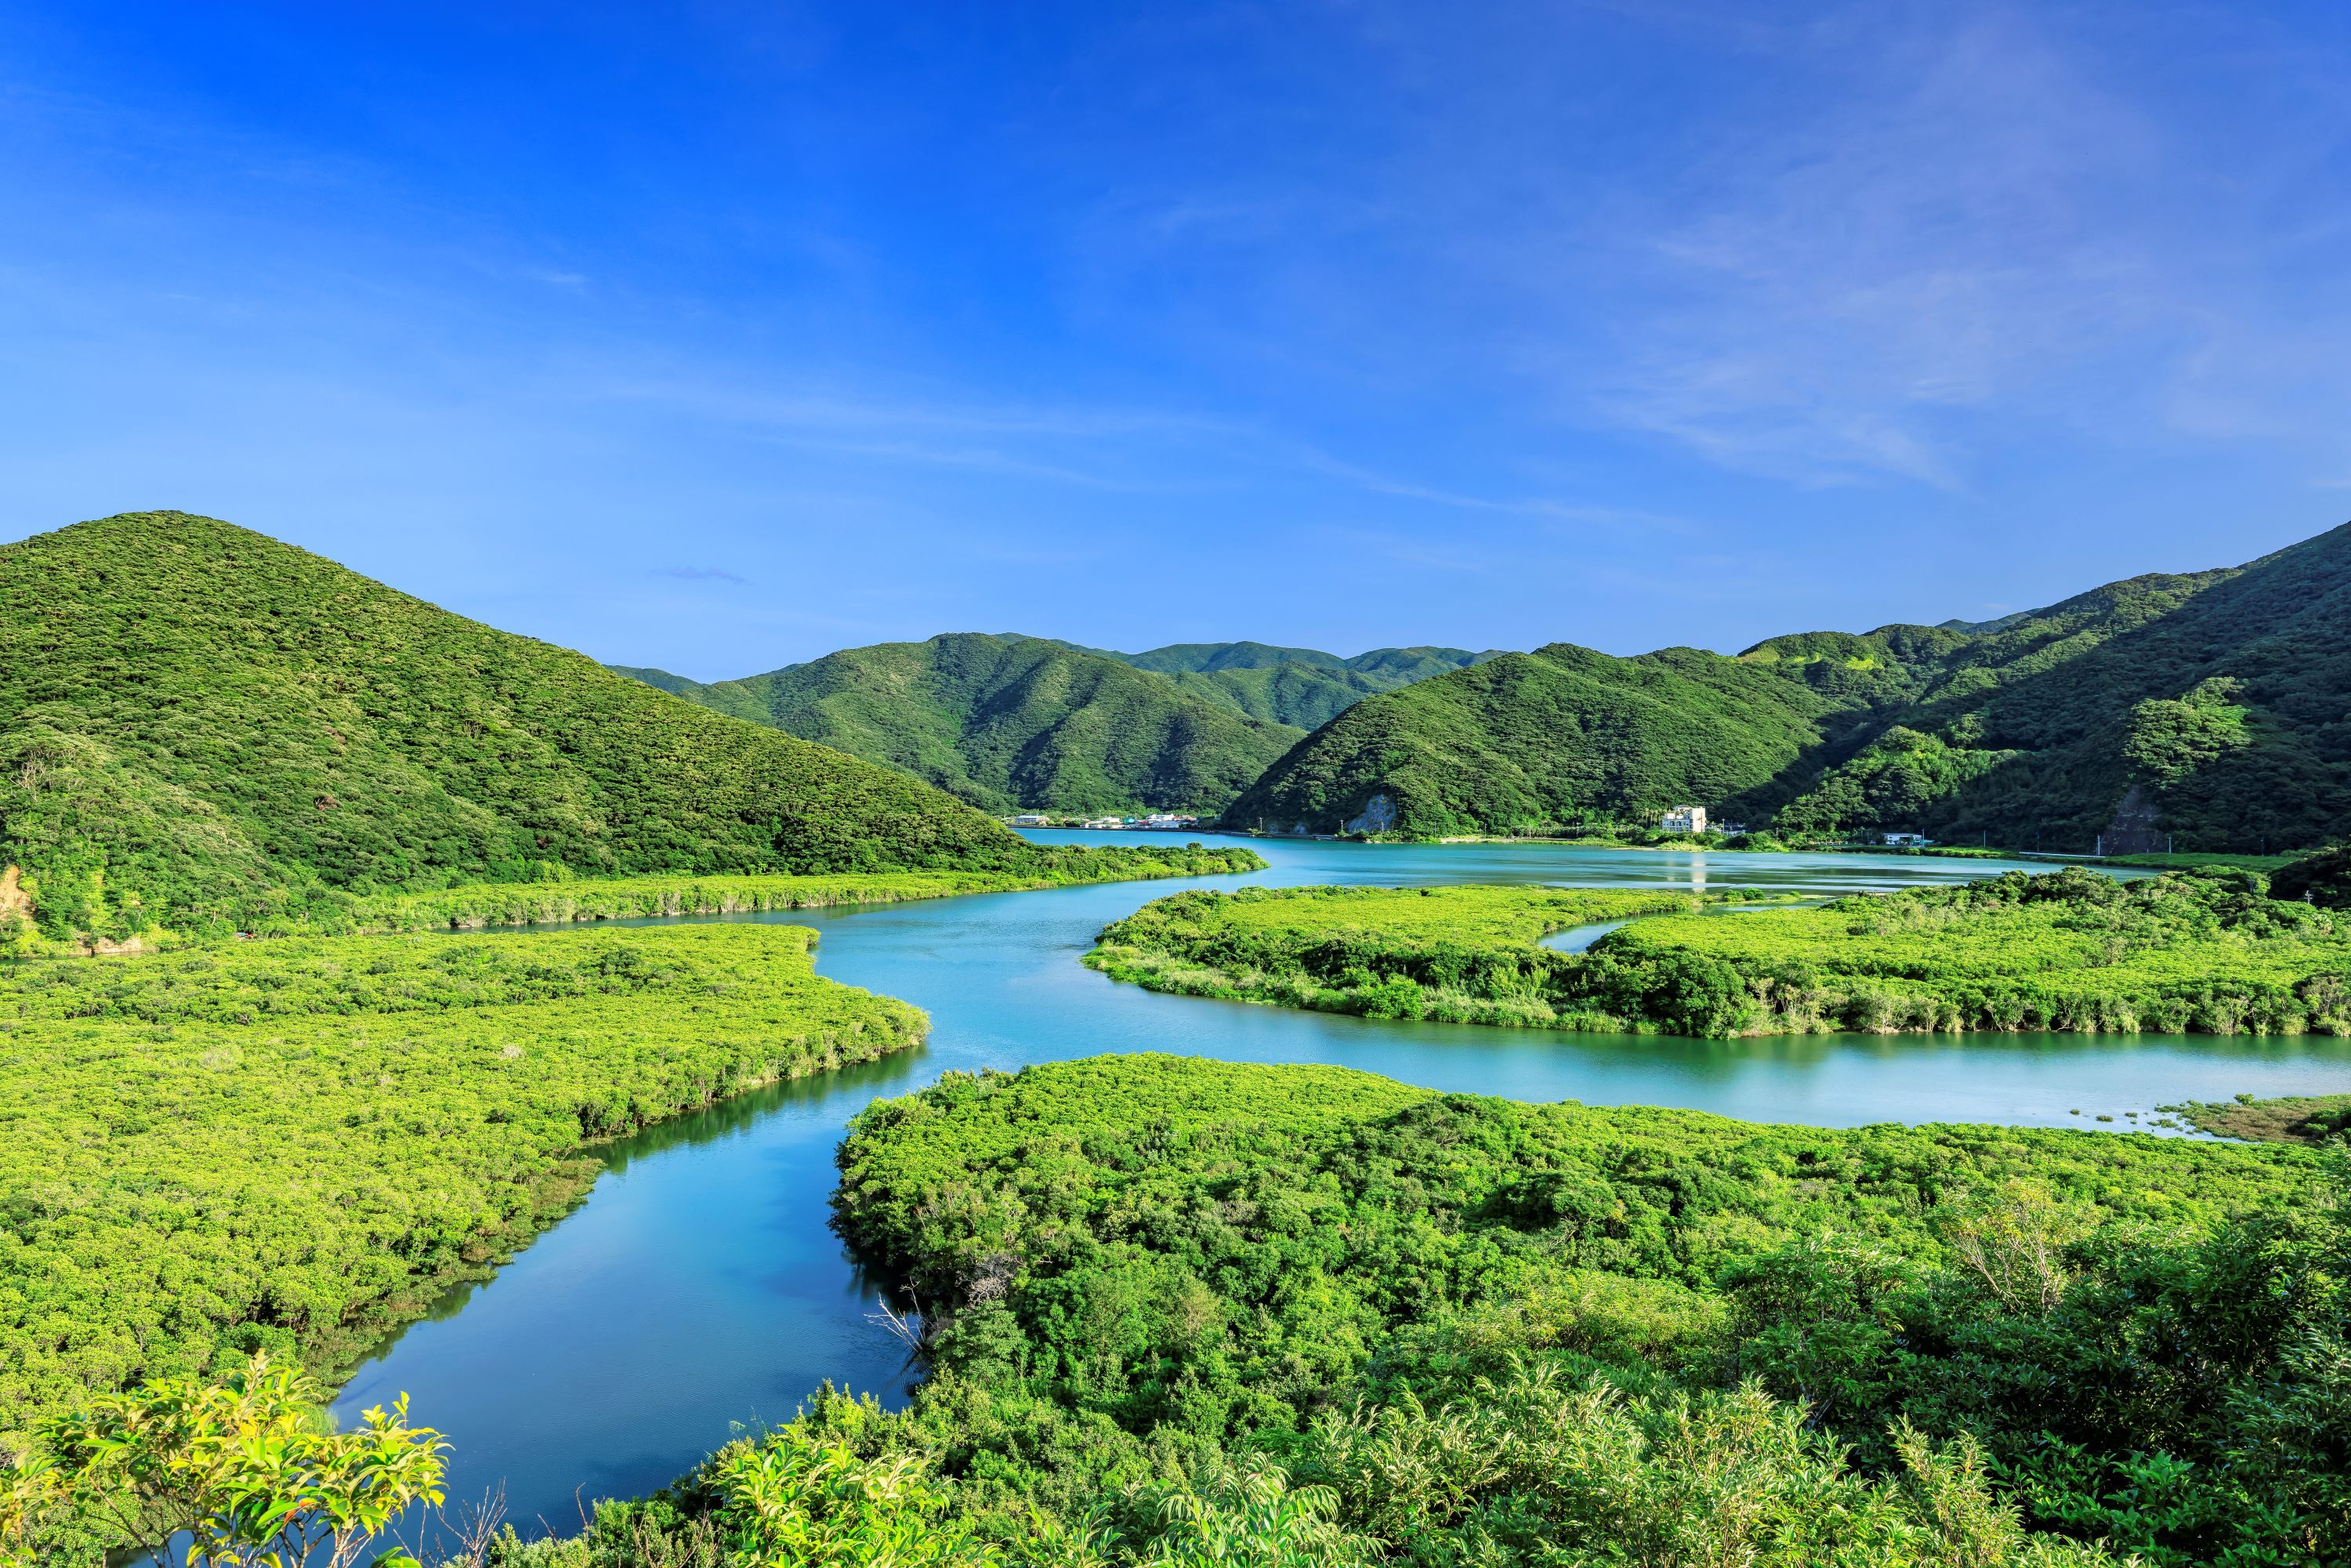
{"left": 1655, "top": 805, "right": 1932, "bottom": 847}
{"left": 1009, "top": 812, "right": 1204, "bottom": 831}
{"left": 1656, "top": 807, "right": 1750, "bottom": 835}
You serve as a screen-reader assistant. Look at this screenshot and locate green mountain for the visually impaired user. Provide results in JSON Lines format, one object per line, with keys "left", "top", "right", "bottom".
{"left": 618, "top": 633, "right": 1303, "bottom": 814}
{"left": 1224, "top": 523, "right": 2351, "bottom": 852}
{"left": 604, "top": 664, "right": 715, "bottom": 699}
{"left": 1093, "top": 640, "right": 1503, "bottom": 729}
{"left": 1878, "top": 527, "right": 2351, "bottom": 850}
{"left": 1223, "top": 643, "right": 1839, "bottom": 836}
{"left": 0, "top": 512, "right": 1045, "bottom": 936}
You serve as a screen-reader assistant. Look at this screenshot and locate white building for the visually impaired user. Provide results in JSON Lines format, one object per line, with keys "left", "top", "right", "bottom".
{"left": 1659, "top": 805, "right": 1708, "bottom": 835}
{"left": 1883, "top": 831, "right": 1933, "bottom": 848}
{"left": 1009, "top": 813, "right": 1052, "bottom": 827}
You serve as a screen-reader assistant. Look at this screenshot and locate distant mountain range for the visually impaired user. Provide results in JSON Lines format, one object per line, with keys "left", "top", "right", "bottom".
{"left": 612, "top": 638, "right": 1500, "bottom": 814}
{"left": 613, "top": 523, "right": 2349, "bottom": 853}
{"left": 1231, "top": 524, "right": 2351, "bottom": 853}
{"left": 1079, "top": 641, "right": 1504, "bottom": 730}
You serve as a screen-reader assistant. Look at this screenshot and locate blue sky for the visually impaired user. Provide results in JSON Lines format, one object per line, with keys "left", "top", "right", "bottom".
{"left": 3, "top": 2, "right": 2348, "bottom": 679}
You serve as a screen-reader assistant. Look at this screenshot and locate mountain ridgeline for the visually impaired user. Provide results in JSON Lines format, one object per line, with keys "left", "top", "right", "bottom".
{"left": 0, "top": 513, "right": 1087, "bottom": 940}
{"left": 1085, "top": 639, "right": 1502, "bottom": 730}
{"left": 614, "top": 636, "right": 1498, "bottom": 814}
{"left": 1228, "top": 523, "right": 2351, "bottom": 852}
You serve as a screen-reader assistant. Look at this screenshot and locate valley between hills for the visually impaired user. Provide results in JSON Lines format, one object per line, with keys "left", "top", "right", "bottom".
{"left": 1, "top": 510, "right": 2346, "bottom": 1568}
{"left": 615, "top": 520, "right": 2351, "bottom": 862}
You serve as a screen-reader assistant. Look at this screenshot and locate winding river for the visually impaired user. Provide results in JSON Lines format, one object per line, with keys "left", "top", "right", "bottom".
{"left": 331, "top": 833, "right": 2351, "bottom": 1541}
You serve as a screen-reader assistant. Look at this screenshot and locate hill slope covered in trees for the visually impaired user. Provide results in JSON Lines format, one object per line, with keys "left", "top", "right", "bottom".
{"left": 614, "top": 632, "right": 1304, "bottom": 814}
{"left": 615, "top": 639, "right": 1502, "bottom": 803}
{"left": 1225, "top": 523, "right": 2351, "bottom": 851}
{"left": 1089, "top": 639, "right": 1502, "bottom": 729}
{"left": 0, "top": 513, "right": 1077, "bottom": 939}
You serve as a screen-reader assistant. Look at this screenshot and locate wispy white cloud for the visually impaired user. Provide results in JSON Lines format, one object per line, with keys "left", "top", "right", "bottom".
{"left": 1568, "top": 5, "right": 2351, "bottom": 487}
{"left": 1574, "top": 11, "right": 2150, "bottom": 484}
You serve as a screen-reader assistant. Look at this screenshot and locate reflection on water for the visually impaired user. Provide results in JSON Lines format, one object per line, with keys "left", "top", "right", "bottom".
{"left": 333, "top": 833, "right": 2344, "bottom": 1546}
{"left": 1540, "top": 920, "right": 1633, "bottom": 952}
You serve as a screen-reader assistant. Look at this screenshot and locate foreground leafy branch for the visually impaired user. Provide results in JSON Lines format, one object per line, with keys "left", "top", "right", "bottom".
{"left": 2, "top": 1353, "right": 445, "bottom": 1568}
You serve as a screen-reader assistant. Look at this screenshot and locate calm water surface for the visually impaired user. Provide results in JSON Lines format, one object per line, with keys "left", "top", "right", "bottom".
{"left": 333, "top": 834, "right": 2351, "bottom": 1541}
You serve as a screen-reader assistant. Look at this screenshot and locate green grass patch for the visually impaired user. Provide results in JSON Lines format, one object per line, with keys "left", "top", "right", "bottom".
{"left": 0, "top": 922, "right": 926, "bottom": 1450}
{"left": 2157, "top": 1092, "right": 2351, "bottom": 1145}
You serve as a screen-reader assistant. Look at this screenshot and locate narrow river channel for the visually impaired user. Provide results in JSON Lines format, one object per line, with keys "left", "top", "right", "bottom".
{"left": 331, "top": 834, "right": 2351, "bottom": 1543}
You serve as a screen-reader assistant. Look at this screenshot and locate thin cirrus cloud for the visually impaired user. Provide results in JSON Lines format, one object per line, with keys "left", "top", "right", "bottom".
{"left": 1550, "top": 9, "right": 2348, "bottom": 490}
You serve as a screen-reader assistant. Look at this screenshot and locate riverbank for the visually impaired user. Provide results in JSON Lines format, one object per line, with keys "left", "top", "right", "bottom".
{"left": 1089, "top": 867, "right": 2351, "bottom": 1039}
{"left": 353, "top": 842, "right": 1265, "bottom": 932}
{"left": 296, "top": 834, "right": 2350, "bottom": 1554}
{"left": 0, "top": 922, "right": 931, "bottom": 1458}
{"left": 794, "top": 1052, "right": 2334, "bottom": 1566}
{"left": 1085, "top": 883, "right": 1731, "bottom": 1030}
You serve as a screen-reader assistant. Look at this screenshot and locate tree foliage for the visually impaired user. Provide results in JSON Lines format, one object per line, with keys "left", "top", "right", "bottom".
{"left": 615, "top": 634, "right": 1306, "bottom": 816}
{"left": 1225, "top": 521, "right": 2351, "bottom": 853}
{"left": 1092, "top": 869, "right": 2351, "bottom": 1039}
{"left": 820, "top": 1054, "right": 2338, "bottom": 1566}
{"left": 0, "top": 923, "right": 927, "bottom": 1455}
{"left": 2, "top": 1352, "right": 445, "bottom": 1568}
{"left": 0, "top": 513, "right": 1148, "bottom": 940}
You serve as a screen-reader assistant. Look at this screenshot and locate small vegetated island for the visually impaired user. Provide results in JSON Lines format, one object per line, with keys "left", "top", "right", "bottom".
{"left": 792, "top": 1056, "right": 2337, "bottom": 1566}
{"left": 1089, "top": 865, "right": 2351, "bottom": 1038}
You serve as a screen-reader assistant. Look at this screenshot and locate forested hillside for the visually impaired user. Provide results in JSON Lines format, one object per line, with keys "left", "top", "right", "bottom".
{"left": 1223, "top": 642, "right": 1838, "bottom": 836}
{"left": 1226, "top": 523, "right": 2351, "bottom": 851}
{"left": 1093, "top": 640, "right": 1502, "bottom": 729}
{"left": 616, "top": 632, "right": 1302, "bottom": 814}
{"left": 0, "top": 922, "right": 929, "bottom": 1474}
{"left": 1896, "top": 525, "right": 2351, "bottom": 849}
{"left": 0, "top": 513, "right": 1060, "bottom": 940}
{"left": 617, "top": 638, "right": 1500, "bottom": 803}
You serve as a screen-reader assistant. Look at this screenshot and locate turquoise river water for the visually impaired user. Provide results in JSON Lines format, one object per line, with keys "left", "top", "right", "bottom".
{"left": 330, "top": 832, "right": 2351, "bottom": 1544}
